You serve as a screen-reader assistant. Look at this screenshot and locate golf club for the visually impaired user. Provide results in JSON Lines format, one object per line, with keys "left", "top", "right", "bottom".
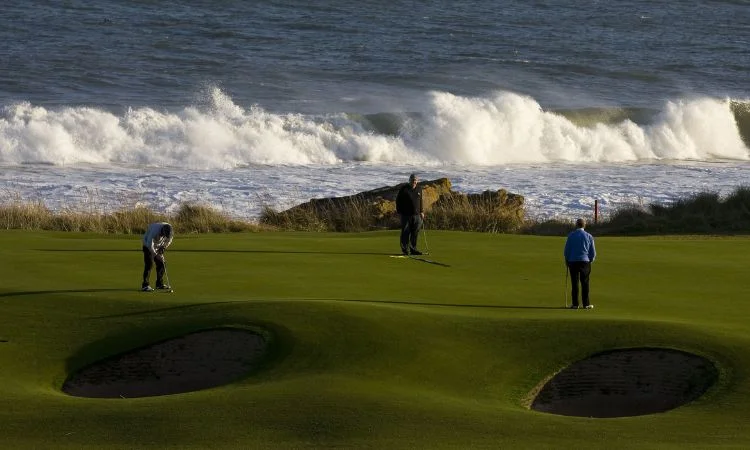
{"left": 563, "top": 261, "right": 569, "bottom": 308}
{"left": 160, "top": 254, "right": 174, "bottom": 293}
{"left": 421, "top": 216, "right": 430, "bottom": 255}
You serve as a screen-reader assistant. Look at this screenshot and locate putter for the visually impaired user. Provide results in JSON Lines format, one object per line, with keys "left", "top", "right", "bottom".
{"left": 564, "top": 263, "right": 568, "bottom": 308}
{"left": 160, "top": 255, "right": 174, "bottom": 293}
{"left": 421, "top": 217, "right": 431, "bottom": 255}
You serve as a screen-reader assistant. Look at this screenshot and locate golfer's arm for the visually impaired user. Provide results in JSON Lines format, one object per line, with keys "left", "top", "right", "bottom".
{"left": 147, "top": 239, "right": 158, "bottom": 256}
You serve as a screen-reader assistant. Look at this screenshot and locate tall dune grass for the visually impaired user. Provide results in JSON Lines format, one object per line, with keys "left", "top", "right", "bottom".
{"left": 259, "top": 190, "right": 526, "bottom": 233}
{"left": 3, "top": 187, "right": 749, "bottom": 235}
{"left": 0, "top": 196, "right": 265, "bottom": 234}
{"left": 425, "top": 192, "right": 525, "bottom": 233}
{"left": 259, "top": 195, "right": 388, "bottom": 232}
{"left": 529, "top": 186, "right": 750, "bottom": 236}
{"left": 589, "top": 186, "right": 750, "bottom": 235}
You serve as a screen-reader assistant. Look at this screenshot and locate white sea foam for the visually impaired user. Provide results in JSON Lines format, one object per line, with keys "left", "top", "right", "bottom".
{"left": 409, "top": 92, "right": 748, "bottom": 163}
{"left": 1, "top": 88, "right": 747, "bottom": 168}
{"left": 0, "top": 160, "right": 747, "bottom": 223}
{"left": 1, "top": 89, "right": 748, "bottom": 221}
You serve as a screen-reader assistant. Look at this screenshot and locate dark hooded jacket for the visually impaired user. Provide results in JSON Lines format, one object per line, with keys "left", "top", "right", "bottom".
{"left": 396, "top": 183, "right": 423, "bottom": 216}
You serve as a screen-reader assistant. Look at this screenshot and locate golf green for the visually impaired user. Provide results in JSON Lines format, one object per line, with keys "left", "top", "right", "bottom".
{"left": 1, "top": 230, "right": 748, "bottom": 449}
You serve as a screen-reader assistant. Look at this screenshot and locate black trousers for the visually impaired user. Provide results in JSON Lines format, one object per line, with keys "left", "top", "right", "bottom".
{"left": 142, "top": 246, "right": 165, "bottom": 287}
{"left": 399, "top": 214, "right": 423, "bottom": 252}
{"left": 567, "top": 261, "right": 592, "bottom": 307}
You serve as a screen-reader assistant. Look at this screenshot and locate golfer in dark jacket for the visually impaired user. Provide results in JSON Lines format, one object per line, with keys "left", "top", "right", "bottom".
{"left": 564, "top": 218, "right": 596, "bottom": 309}
{"left": 396, "top": 173, "right": 424, "bottom": 255}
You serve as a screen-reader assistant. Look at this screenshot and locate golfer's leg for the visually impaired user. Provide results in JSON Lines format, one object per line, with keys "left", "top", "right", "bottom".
{"left": 142, "top": 246, "right": 153, "bottom": 287}
{"left": 569, "top": 264, "right": 581, "bottom": 307}
{"left": 580, "top": 263, "right": 592, "bottom": 306}
{"left": 409, "top": 215, "right": 422, "bottom": 251}
{"left": 155, "top": 257, "right": 165, "bottom": 287}
{"left": 399, "top": 215, "right": 410, "bottom": 253}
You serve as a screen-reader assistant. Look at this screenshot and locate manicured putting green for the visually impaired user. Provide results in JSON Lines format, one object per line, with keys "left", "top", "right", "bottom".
{"left": 0, "top": 230, "right": 748, "bottom": 449}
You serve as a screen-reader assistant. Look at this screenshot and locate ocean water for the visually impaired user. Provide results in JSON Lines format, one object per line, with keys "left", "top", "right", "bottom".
{"left": 1, "top": 1, "right": 748, "bottom": 220}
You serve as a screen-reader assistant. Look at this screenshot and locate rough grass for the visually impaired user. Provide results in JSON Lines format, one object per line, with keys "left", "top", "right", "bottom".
{"left": 525, "top": 186, "right": 750, "bottom": 236}
{"left": 260, "top": 191, "right": 526, "bottom": 233}
{"left": 425, "top": 191, "right": 525, "bottom": 233}
{"left": 259, "top": 196, "right": 387, "bottom": 232}
{"left": 3, "top": 186, "right": 750, "bottom": 235}
{"left": 588, "top": 186, "right": 750, "bottom": 236}
{"left": 0, "top": 198, "right": 266, "bottom": 234}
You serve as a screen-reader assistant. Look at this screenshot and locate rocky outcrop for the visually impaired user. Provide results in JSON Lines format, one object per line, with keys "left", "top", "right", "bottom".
{"left": 301, "top": 177, "right": 452, "bottom": 221}
{"left": 260, "top": 178, "right": 525, "bottom": 232}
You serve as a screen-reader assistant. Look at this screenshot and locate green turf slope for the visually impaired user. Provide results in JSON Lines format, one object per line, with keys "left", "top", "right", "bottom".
{"left": 0, "top": 230, "right": 749, "bottom": 449}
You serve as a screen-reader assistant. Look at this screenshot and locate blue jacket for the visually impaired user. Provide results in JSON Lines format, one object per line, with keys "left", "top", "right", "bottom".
{"left": 564, "top": 228, "right": 596, "bottom": 263}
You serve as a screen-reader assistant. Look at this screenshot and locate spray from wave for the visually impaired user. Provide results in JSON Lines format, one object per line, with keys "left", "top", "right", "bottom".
{"left": 0, "top": 88, "right": 747, "bottom": 168}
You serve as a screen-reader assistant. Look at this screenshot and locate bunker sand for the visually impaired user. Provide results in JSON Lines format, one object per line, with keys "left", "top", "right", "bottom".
{"left": 63, "top": 328, "right": 267, "bottom": 398}
{"left": 531, "top": 348, "right": 718, "bottom": 418}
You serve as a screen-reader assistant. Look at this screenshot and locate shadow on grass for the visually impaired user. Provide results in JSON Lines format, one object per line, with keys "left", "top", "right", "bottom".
{"left": 38, "top": 248, "right": 407, "bottom": 256}
{"left": 37, "top": 249, "right": 452, "bottom": 266}
{"left": 407, "top": 257, "right": 451, "bottom": 267}
{"left": 0, "top": 288, "right": 135, "bottom": 298}
{"left": 334, "top": 298, "right": 557, "bottom": 309}
{"left": 89, "top": 297, "right": 561, "bottom": 320}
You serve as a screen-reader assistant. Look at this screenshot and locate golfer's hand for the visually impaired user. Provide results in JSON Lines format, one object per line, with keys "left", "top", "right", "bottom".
{"left": 420, "top": 212, "right": 425, "bottom": 219}
{"left": 157, "top": 246, "right": 165, "bottom": 254}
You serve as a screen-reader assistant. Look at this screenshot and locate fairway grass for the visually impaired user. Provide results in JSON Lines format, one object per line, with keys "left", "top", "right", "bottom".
{"left": 1, "top": 230, "right": 749, "bottom": 448}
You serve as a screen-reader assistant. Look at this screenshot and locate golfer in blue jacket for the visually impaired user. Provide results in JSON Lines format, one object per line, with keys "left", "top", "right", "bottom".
{"left": 564, "top": 218, "right": 596, "bottom": 309}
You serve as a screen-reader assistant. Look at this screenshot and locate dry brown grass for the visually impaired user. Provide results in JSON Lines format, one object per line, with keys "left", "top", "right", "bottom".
{"left": 4, "top": 186, "right": 748, "bottom": 235}
{"left": 588, "top": 186, "right": 750, "bottom": 235}
{"left": 260, "top": 191, "right": 526, "bottom": 233}
{"left": 0, "top": 197, "right": 267, "bottom": 234}
{"left": 426, "top": 192, "right": 525, "bottom": 233}
{"left": 260, "top": 195, "right": 399, "bottom": 232}
{"left": 521, "top": 186, "right": 750, "bottom": 236}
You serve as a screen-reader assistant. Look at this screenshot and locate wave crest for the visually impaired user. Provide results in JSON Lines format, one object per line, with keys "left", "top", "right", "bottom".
{"left": 731, "top": 100, "right": 750, "bottom": 149}
{"left": 1, "top": 88, "right": 747, "bottom": 168}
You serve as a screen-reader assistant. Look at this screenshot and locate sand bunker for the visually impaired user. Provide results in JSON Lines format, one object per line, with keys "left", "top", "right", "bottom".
{"left": 62, "top": 328, "right": 267, "bottom": 398}
{"left": 531, "top": 348, "right": 718, "bottom": 418}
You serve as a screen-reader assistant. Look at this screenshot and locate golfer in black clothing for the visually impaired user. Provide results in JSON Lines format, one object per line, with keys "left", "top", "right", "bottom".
{"left": 396, "top": 173, "right": 424, "bottom": 255}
